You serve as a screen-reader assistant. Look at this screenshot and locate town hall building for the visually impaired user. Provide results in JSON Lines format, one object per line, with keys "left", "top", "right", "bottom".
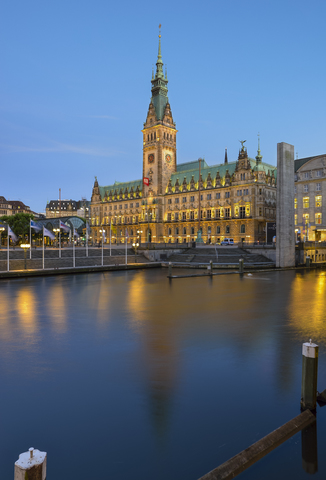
{"left": 90, "top": 34, "right": 277, "bottom": 245}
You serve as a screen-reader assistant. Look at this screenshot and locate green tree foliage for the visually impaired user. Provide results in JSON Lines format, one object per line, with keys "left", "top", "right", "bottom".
{"left": 0, "top": 213, "right": 34, "bottom": 239}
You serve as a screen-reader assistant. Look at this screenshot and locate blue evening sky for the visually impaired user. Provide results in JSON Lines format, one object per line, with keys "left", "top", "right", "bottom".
{"left": 1, "top": 0, "right": 325, "bottom": 213}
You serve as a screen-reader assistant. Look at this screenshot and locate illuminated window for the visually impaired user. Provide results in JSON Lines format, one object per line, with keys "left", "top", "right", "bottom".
{"left": 316, "top": 196, "right": 322, "bottom": 207}
{"left": 304, "top": 184, "right": 308, "bottom": 192}
{"left": 315, "top": 213, "right": 322, "bottom": 224}
{"left": 294, "top": 214, "right": 298, "bottom": 225}
{"left": 167, "top": 213, "right": 171, "bottom": 221}
{"left": 246, "top": 206, "right": 250, "bottom": 216}
{"left": 190, "top": 211, "right": 194, "bottom": 220}
{"left": 303, "top": 197, "right": 309, "bottom": 208}
{"left": 303, "top": 213, "right": 309, "bottom": 223}
{"left": 294, "top": 198, "right": 297, "bottom": 209}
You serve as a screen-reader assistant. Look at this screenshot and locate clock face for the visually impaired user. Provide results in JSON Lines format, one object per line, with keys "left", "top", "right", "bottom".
{"left": 148, "top": 154, "right": 154, "bottom": 164}
{"left": 165, "top": 153, "right": 172, "bottom": 164}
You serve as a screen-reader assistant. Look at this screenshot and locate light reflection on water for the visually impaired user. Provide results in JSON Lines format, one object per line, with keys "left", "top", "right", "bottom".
{"left": 0, "top": 269, "right": 325, "bottom": 479}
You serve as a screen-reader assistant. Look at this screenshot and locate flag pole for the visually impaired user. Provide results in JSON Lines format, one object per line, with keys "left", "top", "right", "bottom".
{"left": 7, "top": 225, "right": 9, "bottom": 272}
{"left": 86, "top": 224, "right": 88, "bottom": 258}
{"left": 59, "top": 230, "right": 61, "bottom": 258}
{"left": 42, "top": 226, "right": 45, "bottom": 270}
{"left": 30, "top": 218, "right": 32, "bottom": 259}
{"left": 101, "top": 230, "right": 104, "bottom": 266}
{"left": 73, "top": 229, "right": 75, "bottom": 268}
{"left": 110, "top": 220, "right": 112, "bottom": 256}
{"left": 125, "top": 235, "right": 127, "bottom": 265}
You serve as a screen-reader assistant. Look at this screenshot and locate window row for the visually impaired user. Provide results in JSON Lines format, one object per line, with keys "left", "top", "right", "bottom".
{"left": 294, "top": 196, "right": 322, "bottom": 209}
{"left": 167, "top": 190, "right": 253, "bottom": 204}
{"left": 167, "top": 225, "right": 246, "bottom": 236}
{"left": 295, "top": 213, "right": 322, "bottom": 225}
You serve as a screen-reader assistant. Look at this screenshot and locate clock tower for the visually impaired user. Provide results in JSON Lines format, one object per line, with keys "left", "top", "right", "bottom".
{"left": 142, "top": 32, "right": 177, "bottom": 202}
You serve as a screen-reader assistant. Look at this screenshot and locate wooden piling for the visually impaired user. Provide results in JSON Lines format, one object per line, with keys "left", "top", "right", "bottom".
{"left": 301, "top": 340, "right": 318, "bottom": 410}
{"left": 14, "top": 448, "right": 47, "bottom": 480}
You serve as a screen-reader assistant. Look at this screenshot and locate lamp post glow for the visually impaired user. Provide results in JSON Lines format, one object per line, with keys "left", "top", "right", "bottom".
{"left": 132, "top": 242, "right": 139, "bottom": 263}
{"left": 20, "top": 244, "right": 30, "bottom": 270}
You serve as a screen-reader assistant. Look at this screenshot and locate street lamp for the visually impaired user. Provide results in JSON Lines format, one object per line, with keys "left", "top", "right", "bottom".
{"left": 20, "top": 243, "right": 30, "bottom": 269}
{"left": 0, "top": 226, "right": 5, "bottom": 249}
{"left": 132, "top": 241, "right": 139, "bottom": 263}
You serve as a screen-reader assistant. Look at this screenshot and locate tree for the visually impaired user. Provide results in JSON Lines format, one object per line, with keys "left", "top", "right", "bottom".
{"left": 0, "top": 213, "right": 34, "bottom": 241}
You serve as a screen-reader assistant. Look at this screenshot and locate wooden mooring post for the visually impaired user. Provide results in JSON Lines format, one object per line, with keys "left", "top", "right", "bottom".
{"left": 239, "top": 258, "right": 244, "bottom": 273}
{"left": 168, "top": 262, "right": 172, "bottom": 277}
{"left": 301, "top": 339, "right": 318, "bottom": 410}
{"left": 14, "top": 448, "right": 47, "bottom": 480}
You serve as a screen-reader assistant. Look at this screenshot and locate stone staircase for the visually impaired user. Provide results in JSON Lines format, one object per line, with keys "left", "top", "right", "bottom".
{"left": 166, "top": 247, "right": 274, "bottom": 266}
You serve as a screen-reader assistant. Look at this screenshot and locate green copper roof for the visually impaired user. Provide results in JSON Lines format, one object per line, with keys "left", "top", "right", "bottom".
{"left": 151, "top": 34, "right": 169, "bottom": 120}
{"left": 99, "top": 179, "right": 142, "bottom": 199}
{"left": 168, "top": 158, "right": 277, "bottom": 187}
{"left": 294, "top": 156, "right": 316, "bottom": 172}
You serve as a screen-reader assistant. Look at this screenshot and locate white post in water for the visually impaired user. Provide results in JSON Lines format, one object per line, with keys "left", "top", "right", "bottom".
{"left": 14, "top": 447, "right": 47, "bottom": 480}
{"left": 301, "top": 339, "right": 319, "bottom": 410}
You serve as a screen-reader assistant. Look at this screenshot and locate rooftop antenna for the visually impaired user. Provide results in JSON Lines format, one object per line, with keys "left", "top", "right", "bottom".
{"left": 296, "top": 151, "right": 299, "bottom": 159}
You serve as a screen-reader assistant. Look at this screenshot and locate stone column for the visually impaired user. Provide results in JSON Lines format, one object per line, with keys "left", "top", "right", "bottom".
{"left": 276, "top": 142, "right": 295, "bottom": 267}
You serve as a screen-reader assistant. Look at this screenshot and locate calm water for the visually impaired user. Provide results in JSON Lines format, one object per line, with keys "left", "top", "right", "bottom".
{"left": 0, "top": 269, "right": 326, "bottom": 479}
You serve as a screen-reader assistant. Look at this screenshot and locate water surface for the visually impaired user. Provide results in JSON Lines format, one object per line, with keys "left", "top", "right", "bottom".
{"left": 0, "top": 269, "right": 325, "bottom": 479}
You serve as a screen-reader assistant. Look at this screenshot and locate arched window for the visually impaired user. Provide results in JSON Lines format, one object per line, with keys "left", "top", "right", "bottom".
{"left": 154, "top": 132, "right": 156, "bottom": 140}
{"left": 226, "top": 225, "right": 230, "bottom": 234}
{"left": 170, "top": 134, "right": 172, "bottom": 141}
{"left": 151, "top": 133, "right": 153, "bottom": 141}
{"left": 131, "top": 229, "right": 133, "bottom": 236}
{"left": 191, "top": 227, "right": 195, "bottom": 235}
{"left": 240, "top": 224, "right": 245, "bottom": 233}
{"left": 164, "top": 132, "right": 166, "bottom": 139}
{"left": 168, "top": 228, "right": 171, "bottom": 235}
{"left": 216, "top": 226, "right": 220, "bottom": 234}
{"left": 147, "top": 135, "right": 149, "bottom": 142}
{"left": 183, "top": 227, "right": 186, "bottom": 234}
{"left": 175, "top": 227, "right": 179, "bottom": 235}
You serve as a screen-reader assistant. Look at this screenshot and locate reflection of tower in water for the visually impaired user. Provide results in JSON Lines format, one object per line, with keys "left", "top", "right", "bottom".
{"left": 128, "top": 273, "right": 179, "bottom": 441}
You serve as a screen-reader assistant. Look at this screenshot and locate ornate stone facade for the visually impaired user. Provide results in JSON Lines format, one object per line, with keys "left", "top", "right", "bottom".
{"left": 90, "top": 35, "right": 277, "bottom": 245}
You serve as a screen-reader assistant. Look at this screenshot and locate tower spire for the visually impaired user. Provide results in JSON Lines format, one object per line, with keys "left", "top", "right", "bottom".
{"left": 224, "top": 147, "right": 228, "bottom": 164}
{"left": 150, "top": 25, "right": 169, "bottom": 121}
{"left": 255, "top": 132, "right": 263, "bottom": 164}
{"left": 155, "top": 24, "right": 164, "bottom": 79}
